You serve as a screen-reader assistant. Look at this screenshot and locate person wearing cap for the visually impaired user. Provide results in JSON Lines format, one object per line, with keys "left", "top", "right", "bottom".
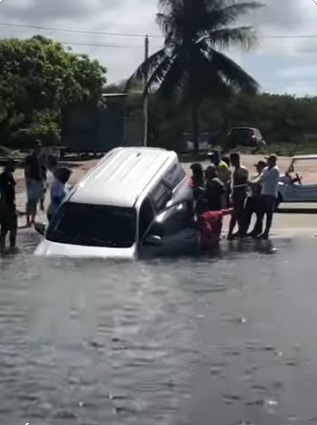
{"left": 243, "top": 160, "right": 266, "bottom": 237}
{"left": 24, "top": 141, "right": 46, "bottom": 227}
{"left": 47, "top": 167, "right": 72, "bottom": 222}
{"left": 0, "top": 159, "right": 18, "bottom": 256}
{"left": 208, "top": 150, "right": 231, "bottom": 186}
{"left": 253, "top": 154, "right": 280, "bottom": 240}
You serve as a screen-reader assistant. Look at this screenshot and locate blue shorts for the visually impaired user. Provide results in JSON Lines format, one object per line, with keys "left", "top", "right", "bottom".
{"left": 27, "top": 180, "right": 44, "bottom": 203}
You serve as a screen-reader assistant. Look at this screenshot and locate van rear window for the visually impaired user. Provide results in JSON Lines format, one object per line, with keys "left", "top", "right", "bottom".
{"left": 46, "top": 202, "right": 136, "bottom": 248}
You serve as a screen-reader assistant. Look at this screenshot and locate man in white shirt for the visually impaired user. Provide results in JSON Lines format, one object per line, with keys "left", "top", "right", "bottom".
{"left": 254, "top": 154, "right": 280, "bottom": 240}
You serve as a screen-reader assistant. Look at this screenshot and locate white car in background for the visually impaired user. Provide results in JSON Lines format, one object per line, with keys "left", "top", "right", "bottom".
{"left": 277, "top": 154, "right": 317, "bottom": 207}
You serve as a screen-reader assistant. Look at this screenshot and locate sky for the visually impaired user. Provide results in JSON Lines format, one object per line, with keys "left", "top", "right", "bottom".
{"left": 0, "top": 0, "right": 317, "bottom": 96}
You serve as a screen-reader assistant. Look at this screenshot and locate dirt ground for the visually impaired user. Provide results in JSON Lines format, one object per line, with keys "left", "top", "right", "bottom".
{"left": 11, "top": 154, "right": 317, "bottom": 237}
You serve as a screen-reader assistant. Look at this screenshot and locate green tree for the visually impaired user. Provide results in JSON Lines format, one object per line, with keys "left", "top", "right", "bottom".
{"left": 0, "top": 36, "right": 107, "bottom": 147}
{"left": 126, "top": 0, "right": 261, "bottom": 152}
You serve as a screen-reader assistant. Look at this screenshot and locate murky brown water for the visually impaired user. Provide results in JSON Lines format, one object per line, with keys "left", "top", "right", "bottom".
{"left": 1, "top": 232, "right": 317, "bottom": 425}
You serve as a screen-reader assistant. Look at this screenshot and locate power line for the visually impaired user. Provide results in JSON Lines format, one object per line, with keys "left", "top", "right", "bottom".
{"left": 60, "top": 41, "right": 144, "bottom": 48}
{"left": 0, "top": 22, "right": 162, "bottom": 38}
{"left": 1, "top": 21, "right": 317, "bottom": 39}
{"left": 0, "top": 31, "right": 314, "bottom": 52}
{"left": 0, "top": 35, "right": 163, "bottom": 49}
{"left": 0, "top": 35, "right": 314, "bottom": 52}
{"left": 59, "top": 42, "right": 317, "bottom": 52}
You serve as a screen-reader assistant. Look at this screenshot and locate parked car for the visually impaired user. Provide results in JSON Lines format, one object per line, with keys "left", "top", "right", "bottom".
{"left": 226, "top": 127, "right": 266, "bottom": 150}
{"left": 277, "top": 154, "right": 317, "bottom": 207}
{"left": 34, "top": 147, "right": 197, "bottom": 259}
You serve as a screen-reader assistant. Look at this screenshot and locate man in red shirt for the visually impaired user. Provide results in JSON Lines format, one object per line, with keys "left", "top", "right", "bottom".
{"left": 197, "top": 209, "right": 233, "bottom": 251}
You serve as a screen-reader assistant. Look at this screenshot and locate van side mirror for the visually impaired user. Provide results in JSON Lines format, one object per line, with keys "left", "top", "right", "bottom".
{"left": 144, "top": 234, "right": 162, "bottom": 246}
{"left": 34, "top": 222, "right": 46, "bottom": 236}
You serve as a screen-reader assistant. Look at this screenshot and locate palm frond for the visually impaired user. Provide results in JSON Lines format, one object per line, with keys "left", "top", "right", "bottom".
{"left": 204, "top": 26, "right": 258, "bottom": 51}
{"left": 157, "top": 53, "right": 185, "bottom": 98}
{"left": 209, "top": 48, "right": 259, "bottom": 93}
{"left": 125, "top": 49, "right": 167, "bottom": 92}
{"left": 144, "top": 54, "right": 173, "bottom": 93}
{"left": 156, "top": 12, "right": 173, "bottom": 38}
{"left": 205, "top": 1, "right": 264, "bottom": 30}
{"left": 187, "top": 44, "right": 233, "bottom": 100}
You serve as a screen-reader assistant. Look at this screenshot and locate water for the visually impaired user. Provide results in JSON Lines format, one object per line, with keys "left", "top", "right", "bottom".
{"left": 1, "top": 232, "right": 317, "bottom": 425}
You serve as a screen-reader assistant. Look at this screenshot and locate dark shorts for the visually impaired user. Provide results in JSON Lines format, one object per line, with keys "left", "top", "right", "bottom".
{"left": 261, "top": 195, "right": 276, "bottom": 213}
{"left": 245, "top": 196, "right": 261, "bottom": 213}
{"left": 232, "top": 194, "right": 247, "bottom": 215}
{"left": 0, "top": 208, "right": 17, "bottom": 232}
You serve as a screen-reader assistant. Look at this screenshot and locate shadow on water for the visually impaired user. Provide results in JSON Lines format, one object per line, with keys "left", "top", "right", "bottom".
{"left": 1, "top": 230, "right": 317, "bottom": 424}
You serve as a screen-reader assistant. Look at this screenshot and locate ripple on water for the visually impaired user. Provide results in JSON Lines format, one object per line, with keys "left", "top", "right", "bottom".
{"left": 1, "top": 235, "right": 317, "bottom": 424}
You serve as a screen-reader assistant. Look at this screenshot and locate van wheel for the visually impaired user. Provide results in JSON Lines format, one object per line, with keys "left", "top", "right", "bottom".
{"left": 275, "top": 193, "right": 283, "bottom": 212}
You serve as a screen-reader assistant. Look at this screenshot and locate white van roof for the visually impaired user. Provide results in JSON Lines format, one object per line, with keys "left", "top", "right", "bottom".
{"left": 292, "top": 154, "right": 317, "bottom": 161}
{"left": 70, "top": 147, "right": 179, "bottom": 207}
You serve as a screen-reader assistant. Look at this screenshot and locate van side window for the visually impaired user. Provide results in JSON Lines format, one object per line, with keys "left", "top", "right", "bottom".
{"left": 139, "top": 197, "right": 155, "bottom": 239}
{"left": 163, "top": 163, "right": 186, "bottom": 189}
{"left": 150, "top": 182, "right": 172, "bottom": 212}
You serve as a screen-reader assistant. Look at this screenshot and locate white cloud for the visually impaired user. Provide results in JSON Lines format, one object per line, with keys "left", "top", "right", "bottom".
{"left": 0, "top": 0, "right": 317, "bottom": 94}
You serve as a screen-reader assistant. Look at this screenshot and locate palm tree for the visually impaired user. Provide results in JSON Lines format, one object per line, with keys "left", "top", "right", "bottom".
{"left": 126, "top": 0, "right": 262, "bottom": 152}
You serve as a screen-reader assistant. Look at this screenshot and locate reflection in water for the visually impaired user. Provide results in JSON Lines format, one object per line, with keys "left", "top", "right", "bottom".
{"left": 0, "top": 231, "right": 317, "bottom": 424}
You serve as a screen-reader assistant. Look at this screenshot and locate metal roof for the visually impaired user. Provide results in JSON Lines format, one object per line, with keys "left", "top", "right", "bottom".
{"left": 70, "top": 147, "right": 178, "bottom": 207}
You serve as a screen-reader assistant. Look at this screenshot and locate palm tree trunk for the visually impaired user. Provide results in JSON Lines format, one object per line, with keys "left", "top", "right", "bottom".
{"left": 191, "top": 101, "right": 199, "bottom": 154}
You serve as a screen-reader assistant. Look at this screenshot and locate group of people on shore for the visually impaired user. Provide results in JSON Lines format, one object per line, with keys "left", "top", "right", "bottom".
{"left": 0, "top": 142, "right": 72, "bottom": 256}
{"left": 190, "top": 151, "right": 280, "bottom": 249}
{"left": 0, "top": 143, "right": 281, "bottom": 256}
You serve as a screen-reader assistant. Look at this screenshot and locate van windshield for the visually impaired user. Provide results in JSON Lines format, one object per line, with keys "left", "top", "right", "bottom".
{"left": 46, "top": 202, "right": 137, "bottom": 248}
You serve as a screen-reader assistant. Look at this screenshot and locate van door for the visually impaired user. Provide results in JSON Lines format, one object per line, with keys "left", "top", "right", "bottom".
{"left": 138, "top": 196, "right": 155, "bottom": 242}
{"left": 140, "top": 201, "right": 199, "bottom": 257}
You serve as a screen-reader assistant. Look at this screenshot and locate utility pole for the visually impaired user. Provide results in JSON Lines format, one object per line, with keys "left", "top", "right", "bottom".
{"left": 143, "top": 34, "right": 149, "bottom": 147}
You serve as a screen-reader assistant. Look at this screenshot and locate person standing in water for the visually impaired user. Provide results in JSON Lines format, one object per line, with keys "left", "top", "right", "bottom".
{"left": 254, "top": 154, "right": 280, "bottom": 240}
{"left": 204, "top": 165, "right": 226, "bottom": 212}
{"left": 197, "top": 209, "right": 234, "bottom": 252}
{"left": 208, "top": 151, "right": 231, "bottom": 207}
{"left": 197, "top": 165, "right": 226, "bottom": 247}
{"left": 24, "top": 141, "right": 45, "bottom": 227}
{"left": 39, "top": 152, "right": 48, "bottom": 212}
{"left": 47, "top": 168, "right": 72, "bottom": 222}
{"left": 227, "top": 152, "right": 249, "bottom": 240}
{"left": 243, "top": 160, "right": 266, "bottom": 237}
{"left": 0, "top": 159, "right": 18, "bottom": 256}
{"left": 189, "top": 163, "right": 205, "bottom": 214}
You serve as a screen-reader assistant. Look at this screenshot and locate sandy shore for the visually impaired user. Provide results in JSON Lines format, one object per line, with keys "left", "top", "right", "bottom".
{"left": 11, "top": 154, "right": 317, "bottom": 237}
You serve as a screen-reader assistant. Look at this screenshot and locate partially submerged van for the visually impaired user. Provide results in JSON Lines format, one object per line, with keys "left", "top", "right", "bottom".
{"left": 34, "top": 147, "right": 198, "bottom": 259}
